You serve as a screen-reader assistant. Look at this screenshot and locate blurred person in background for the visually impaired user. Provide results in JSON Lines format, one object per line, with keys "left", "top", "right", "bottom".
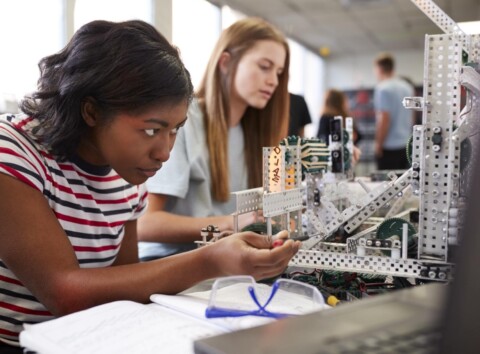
{"left": 373, "top": 53, "right": 414, "bottom": 170}
{"left": 317, "top": 88, "right": 361, "bottom": 145}
{"left": 288, "top": 92, "right": 312, "bottom": 137}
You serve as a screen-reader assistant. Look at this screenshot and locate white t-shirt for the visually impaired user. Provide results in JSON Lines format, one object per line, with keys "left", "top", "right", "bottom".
{"left": 138, "top": 100, "right": 247, "bottom": 259}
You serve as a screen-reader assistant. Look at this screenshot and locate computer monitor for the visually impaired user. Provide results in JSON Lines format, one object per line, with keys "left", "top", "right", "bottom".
{"left": 438, "top": 134, "right": 480, "bottom": 353}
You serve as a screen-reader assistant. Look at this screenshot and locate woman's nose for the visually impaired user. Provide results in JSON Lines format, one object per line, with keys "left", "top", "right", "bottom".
{"left": 150, "top": 135, "right": 171, "bottom": 162}
{"left": 267, "top": 71, "right": 279, "bottom": 87}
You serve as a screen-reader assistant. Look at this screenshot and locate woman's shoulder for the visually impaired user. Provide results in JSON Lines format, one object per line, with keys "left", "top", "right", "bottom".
{"left": 187, "top": 99, "right": 203, "bottom": 120}
{"left": 0, "top": 114, "right": 49, "bottom": 190}
{"left": 1, "top": 112, "right": 32, "bottom": 131}
{"left": 184, "top": 99, "right": 206, "bottom": 131}
{"left": 0, "top": 113, "right": 43, "bottom": 150}
{"left": 320, "top": 113, "right": 335, "bottom": 120}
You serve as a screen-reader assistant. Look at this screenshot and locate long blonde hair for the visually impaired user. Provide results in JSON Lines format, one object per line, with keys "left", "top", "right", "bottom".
{"left": 196, "top": 17, "right": 290, "bottom": 202}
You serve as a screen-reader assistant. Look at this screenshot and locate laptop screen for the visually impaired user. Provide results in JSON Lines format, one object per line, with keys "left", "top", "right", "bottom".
{"left": 439, "top": 133, "right": 480, "bottom": 353}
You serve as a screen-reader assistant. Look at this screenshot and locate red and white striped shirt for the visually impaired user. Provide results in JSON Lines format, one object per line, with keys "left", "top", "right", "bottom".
{"left": 0, "top": 114, "right": 148, "bottom": 345}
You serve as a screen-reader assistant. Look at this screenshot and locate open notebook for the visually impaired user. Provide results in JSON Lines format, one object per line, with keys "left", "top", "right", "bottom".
{"left": 19, "top": 279, "right": 329, "bottom": 354}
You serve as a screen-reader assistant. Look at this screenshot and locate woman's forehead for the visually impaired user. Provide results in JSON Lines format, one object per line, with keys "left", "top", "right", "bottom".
{"left": 243, "top": 40, "right": 286, "bottom": 65}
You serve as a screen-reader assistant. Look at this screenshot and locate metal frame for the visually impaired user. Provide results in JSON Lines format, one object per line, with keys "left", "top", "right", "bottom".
{"left": 197, "top": 0, "right": 480, "bottom": 282}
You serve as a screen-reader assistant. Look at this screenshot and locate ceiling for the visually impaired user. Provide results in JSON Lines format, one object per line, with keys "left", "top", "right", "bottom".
{"left": 207, "top": 0, "right": 480, "bottom": 59}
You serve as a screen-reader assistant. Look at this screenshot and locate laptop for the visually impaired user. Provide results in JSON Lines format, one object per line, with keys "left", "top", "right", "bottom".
{"left": 194, "top": 155, "right": 480, "bottom": 354}
{"left": 194, "top": 282, "right": 445, "bottom": 354}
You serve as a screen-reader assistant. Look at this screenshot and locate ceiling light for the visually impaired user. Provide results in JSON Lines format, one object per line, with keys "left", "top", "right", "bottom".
{"left": 318, "top": 46, "right": 331, "bottom": 58}
{"left": 458, "top": 21, "right": 480, "bottom": 34}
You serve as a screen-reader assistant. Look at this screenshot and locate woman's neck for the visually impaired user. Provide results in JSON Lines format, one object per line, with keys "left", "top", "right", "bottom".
{"left": 229, "top": 96, "right": 247, "bottom": 127}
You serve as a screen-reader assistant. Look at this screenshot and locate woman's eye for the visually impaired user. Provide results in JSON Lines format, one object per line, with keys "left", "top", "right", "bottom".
{"left": 145, "top": 126, "right": 182, "bottom": 137}
{"left": 170, "top": 125, "right": 184, "bottom": 135}
{"left": 144, "top": 129, "right": 159, "bottom": 137}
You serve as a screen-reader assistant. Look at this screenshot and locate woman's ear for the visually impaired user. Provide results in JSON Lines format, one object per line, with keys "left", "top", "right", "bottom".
{"left": 218, "top": 52, "right": 231, "bottom": 75}
{"left": 81, "top": 98, "right": 98, "bottom": 127}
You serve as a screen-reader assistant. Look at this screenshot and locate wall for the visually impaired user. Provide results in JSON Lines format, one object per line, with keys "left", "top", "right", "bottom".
{"left": 316, "top": 49, "right": 425, "bottom": 175}
{"left": 153, "top": 0, "right": 173, "bottom": 42}
{"left": 305, "top": 49, "right": 424, "bottom": 139}
{"left": 324, "top": 49, "right": 425, "bottom": 90}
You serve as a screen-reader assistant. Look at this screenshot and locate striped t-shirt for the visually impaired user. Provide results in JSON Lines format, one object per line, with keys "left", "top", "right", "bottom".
{"left": 0, "top": 113, "right": 148, "bottom": 345}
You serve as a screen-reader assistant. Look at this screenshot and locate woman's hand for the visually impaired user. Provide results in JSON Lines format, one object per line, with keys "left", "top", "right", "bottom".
{"left": 353, "top": 145, "right": 362, "bottom": 165}
{"left": 205, "top": 230, "right": 300, "bottom": 281}
{"left": 237, "top": 210, "right": 264, "bottom": 230}
{"left": 218, "top": 210, "right": 265, "bottom": 236}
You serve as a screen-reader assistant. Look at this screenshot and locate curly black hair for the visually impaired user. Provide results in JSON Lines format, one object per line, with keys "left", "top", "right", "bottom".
{"left": 20, "top": 20, "right": 193, "bottom": 159}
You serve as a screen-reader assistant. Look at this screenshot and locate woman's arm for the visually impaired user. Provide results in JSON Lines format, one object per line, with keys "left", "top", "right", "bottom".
{"left": 112, "top": 220, "right": 140, "bottom": 265}
{"left": 137, "top": 193, "right": 258, "bottom": 243}
{"left": 0, "top": 174, "right": 295, "bottom": 316}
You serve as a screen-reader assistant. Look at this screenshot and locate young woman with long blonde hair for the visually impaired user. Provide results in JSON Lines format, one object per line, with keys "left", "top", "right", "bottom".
{"left": 138, "top": 17, "right": 290, "bottom": 260}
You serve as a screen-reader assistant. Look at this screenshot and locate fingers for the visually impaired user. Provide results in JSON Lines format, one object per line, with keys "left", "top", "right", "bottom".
{"left": 245, "top": 239, "right": 301, "bottom": 267}
{"left": 269, "top": 239, "right": 301, "bottom": 260}
{"left": 271, "top": 231, "right": 290, "bottom": 248}
{"left": 251, "top": 242, "right": 300, "bottom": 279}
{"left": 234, "top": 230, "right": 296, "bottom": 250}
{"left": 249, "top": 253, "right": 290, "bottom": 280}
{"left": 272, "top": 230, "right": 289, "bottom": 241}
{"left": 235, "top": 231, "right": 273, "bottom": 249}
{"left": 218, "top": 230, "right": 234, "bottom": 238}
{"left": 254, "top": 267, "right": 288, "bottom": 281}
{"left": 214, "top": 231, "right": 301, "bottom": 279}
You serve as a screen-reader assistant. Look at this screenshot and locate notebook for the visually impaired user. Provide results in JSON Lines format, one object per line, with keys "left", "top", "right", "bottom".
{"left": 19, "top": 278, "right": 329, "bottom": 353}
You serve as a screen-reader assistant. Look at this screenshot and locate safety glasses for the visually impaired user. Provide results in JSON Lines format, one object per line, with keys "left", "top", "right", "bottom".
{"left": 205, "top": 275, "right": 325, "bottom": 319}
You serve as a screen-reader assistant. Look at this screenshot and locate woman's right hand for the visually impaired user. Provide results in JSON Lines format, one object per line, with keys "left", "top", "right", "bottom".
{"left": 205, "top": 230, "right": 300, "bottom": 281}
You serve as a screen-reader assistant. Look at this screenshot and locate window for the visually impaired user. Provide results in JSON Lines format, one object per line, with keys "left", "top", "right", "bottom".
{"left": 221, "top": 6, "right": 245, "bottom": 28}
{"left": 289, "top": 39, "right": 325, "bottom": 137}
{"left": 172, "top": 0, "right": 221, "bottom": 89}
{"left": 303, "top": 49, "right": 325, "bottom": 137}
{"left": 288, "top": 39, "right": 306, "bottom": 95}
{"left": 74, "top": 0, "right": 152, "bottom": 30}
{"left": 0, "top": 0, "right": 64, "bottom": 111}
